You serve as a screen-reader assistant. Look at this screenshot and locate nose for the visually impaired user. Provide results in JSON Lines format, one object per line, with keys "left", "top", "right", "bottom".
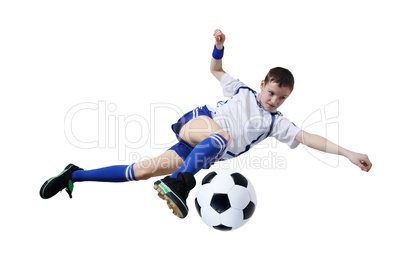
{"left": 271, "top": 96, "right": 279, "bottom": 106}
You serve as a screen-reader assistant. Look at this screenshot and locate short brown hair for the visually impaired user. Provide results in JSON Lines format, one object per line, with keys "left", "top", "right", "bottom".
{"left": 264, "top": 67, "right": 295, "bottom": 91}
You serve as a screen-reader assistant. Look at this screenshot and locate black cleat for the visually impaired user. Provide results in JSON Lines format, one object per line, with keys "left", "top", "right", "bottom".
{"left": 153, "top": 172, "right": 196, "bottom": 219}
{"left": 40, "top": 164, "right": 82, "bottom": 199}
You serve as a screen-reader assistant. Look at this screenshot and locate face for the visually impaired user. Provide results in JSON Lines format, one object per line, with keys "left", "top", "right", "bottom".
{"left": 258, "top": 80, "right": 292, "bottom": 112}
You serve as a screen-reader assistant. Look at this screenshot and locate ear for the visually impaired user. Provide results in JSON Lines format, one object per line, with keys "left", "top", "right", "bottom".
{"left": 260, "top": 80, "right": 265, "bottom": 90}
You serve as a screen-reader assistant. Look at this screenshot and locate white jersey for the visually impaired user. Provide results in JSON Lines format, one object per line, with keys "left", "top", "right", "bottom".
{"left": 208, "top": 73, "right": 301, "bottom": 160}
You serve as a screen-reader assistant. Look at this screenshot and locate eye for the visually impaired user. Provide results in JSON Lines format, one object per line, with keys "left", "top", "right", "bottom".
{"left": 280, "top": 96, "right": 287, "bottom": 100}
{"left": 269, "top": 91, "right": 274, "bottom": 95}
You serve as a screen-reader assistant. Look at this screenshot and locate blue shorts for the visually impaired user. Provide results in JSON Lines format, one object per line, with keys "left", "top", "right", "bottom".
{"left": 169, "top": 105, "right": 213, "bottom": 161}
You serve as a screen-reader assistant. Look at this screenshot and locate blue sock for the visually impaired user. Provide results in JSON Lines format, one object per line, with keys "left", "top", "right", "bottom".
{"left": 71, "top": 163, "right": 136, "bottom": 182}
{"left": 171, "top": 133, "right": 228, "bottom": 178}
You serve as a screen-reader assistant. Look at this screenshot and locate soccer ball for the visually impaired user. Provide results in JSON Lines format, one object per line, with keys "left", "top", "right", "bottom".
{"left": 195, "top": 169, "right": 257, "bottom": 231}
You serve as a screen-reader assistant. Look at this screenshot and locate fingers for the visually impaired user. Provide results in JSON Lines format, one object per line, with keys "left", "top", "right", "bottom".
{"left": 213, "top": 29, "right": 222, "bottom": 37}
{"left": 359, "top": 161, "right": 369, "bottom": 172}
{"left": 359, "top": 155, "right": 372, "bottom": 172}
{"left": 350, "top": 153, "right": 372, "bottom": 172}
{"left": 213, "top": 29, "right": 225, "bottom": 42}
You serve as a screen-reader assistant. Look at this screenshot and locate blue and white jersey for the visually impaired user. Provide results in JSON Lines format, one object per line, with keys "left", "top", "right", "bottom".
{"left": 208, "top": 73, "right": 301, "bottom": 160}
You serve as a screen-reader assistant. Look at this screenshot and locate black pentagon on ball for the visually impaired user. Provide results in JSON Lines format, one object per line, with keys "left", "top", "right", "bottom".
{"left": 231, "top": 172, "right": 248, "bottom": 188}
{"left": 213, "top": 224, "right": 232, "bottom": 231}
{"left": 194, "top": 198, "right": 202, "bottom": 217}
{"left": 210, "top": 193, "right": 231, "bottom": 213}
{"left": 202, "top": 171, "right": 217, "bottom": 185}
{"left": 243, "top": 201, "right": 256, "bottom": 220}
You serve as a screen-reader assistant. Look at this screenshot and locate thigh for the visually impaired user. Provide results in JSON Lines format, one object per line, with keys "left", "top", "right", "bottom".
{"left": 133, "top": 150, "right": 184, "bottom": 180}
{"left": 178, "top": 115, "right": 230, "bottom": 146}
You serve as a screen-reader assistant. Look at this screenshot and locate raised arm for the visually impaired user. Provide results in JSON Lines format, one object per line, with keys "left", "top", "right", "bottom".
{"left": 210, "top": 29, "right": 226, "bottom": 81}
{"left": 295, "top": 130, "right": 372, "bottom": 172}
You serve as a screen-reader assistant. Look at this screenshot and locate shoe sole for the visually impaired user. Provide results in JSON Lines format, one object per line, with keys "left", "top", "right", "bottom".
{"left": 153, "top": 181, "right": 188, "bottom": 219}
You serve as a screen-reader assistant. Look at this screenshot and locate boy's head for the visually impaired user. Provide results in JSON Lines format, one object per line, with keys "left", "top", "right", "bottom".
{"left": 258, "top": 67, "right": 294, "bottom": 112}
{"left": 264, "top": 67, "right": 294, "bottom": 91}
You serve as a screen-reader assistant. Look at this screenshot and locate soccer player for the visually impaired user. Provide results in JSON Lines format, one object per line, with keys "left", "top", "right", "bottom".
{"left": 40, "top": 29, "right": 372, "bottom": 219}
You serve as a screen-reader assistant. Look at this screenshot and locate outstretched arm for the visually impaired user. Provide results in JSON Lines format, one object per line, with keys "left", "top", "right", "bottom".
{"left": 210, "top": 29, "right": 226, "bottom": 81}
{"left": 295, "top": 130, "right": 372, "bottom": 172}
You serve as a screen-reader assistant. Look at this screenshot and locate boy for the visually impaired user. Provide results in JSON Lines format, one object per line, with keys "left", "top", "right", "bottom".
{"left": 40, "top": 29, "right": 372, "bottom": 219}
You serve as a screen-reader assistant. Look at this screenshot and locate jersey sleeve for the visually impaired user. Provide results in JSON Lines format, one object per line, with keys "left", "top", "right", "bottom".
{"left": 220, "top": 73, "right": 248, "bottom": 97}
{"left": 270, "top": 115, "right": 301, "bottom": 149}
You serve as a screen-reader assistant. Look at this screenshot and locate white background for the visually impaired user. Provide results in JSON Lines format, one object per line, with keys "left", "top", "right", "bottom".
{"left": 1, "top": 0, "right": 401, "bottom": 267}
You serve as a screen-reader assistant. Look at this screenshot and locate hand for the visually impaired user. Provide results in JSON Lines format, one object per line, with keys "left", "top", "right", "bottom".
{"left": 347, "top": 152, "right": 372, "bottom": 172}
{"left": 213, "top": 29, "right": 225, "bottom": 50}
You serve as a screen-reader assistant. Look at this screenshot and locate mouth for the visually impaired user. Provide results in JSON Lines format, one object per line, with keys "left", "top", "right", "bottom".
{"left": 267, "top": 103, "right": 276, "bottom": 109}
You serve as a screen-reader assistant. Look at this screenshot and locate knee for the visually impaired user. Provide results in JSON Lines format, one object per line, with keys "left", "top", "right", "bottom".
{"left": 133, "top": 164, "right": 152, "bottom": 181}
{"left": 215, "top": 130, "right": 231, "bottom": 146}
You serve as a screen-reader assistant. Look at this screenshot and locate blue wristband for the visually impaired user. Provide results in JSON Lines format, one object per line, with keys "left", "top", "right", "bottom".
{"left": 212, "top": 45, "right": 224, "bottom": 60}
